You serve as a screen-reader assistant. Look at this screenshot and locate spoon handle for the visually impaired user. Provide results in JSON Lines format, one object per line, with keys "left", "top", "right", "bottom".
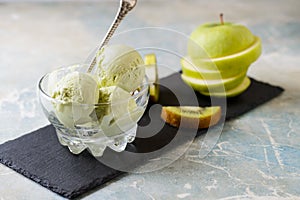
{"left": 87, "top": 0, "right": 137, "bottom": 73}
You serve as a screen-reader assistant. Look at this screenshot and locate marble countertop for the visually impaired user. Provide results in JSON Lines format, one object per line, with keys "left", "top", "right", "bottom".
{"left": 1, "top": 0, "right": 300, "bottom": 199}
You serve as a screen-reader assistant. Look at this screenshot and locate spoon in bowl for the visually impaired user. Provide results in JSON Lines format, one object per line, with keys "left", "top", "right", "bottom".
{"left": 87, "top": 0, "right": 137, "bottom": 73}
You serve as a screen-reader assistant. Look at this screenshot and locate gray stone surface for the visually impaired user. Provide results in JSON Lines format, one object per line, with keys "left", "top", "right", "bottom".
{"left": 0, "top": 0, "right": 300, "bottom": 199}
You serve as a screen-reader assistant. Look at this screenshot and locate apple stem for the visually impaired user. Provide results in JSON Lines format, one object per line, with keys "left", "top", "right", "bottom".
{"left": 220, "top": 13, "right": 224, "bottom": 25}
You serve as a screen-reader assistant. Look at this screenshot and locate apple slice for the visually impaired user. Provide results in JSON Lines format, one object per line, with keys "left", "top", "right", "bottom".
{"left": 181, "top": 57, "right": 241, "bottom": 80}
{"left": 191, "top": 36, "right": 261, "bottom": 73}
{"left": 144, "top": 53, "right": 159, "bottom": 102}
{"left": 201, "top": 77, "right": 251, "bottom": 97}
{"left": 181, "top": 71, "right": 246, "bottom": 93}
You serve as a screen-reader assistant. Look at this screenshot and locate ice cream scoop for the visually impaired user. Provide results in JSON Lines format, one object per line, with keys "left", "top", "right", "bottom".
{"left": 96, "top": 44, "right": 145, "bottom": 92}
{"left": 95, "top": 85, "right": 136, "bottom": 122}
{"left": 95, "top": 85, "right": 139, "bottom": 136}
{"left": 51, "top": 71, "right": 99, "bottom": 128}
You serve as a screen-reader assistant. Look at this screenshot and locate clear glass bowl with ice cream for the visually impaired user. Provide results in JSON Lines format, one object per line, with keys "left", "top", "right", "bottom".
{"left": 38, "top": 45, "right": 150, "bottom": 157}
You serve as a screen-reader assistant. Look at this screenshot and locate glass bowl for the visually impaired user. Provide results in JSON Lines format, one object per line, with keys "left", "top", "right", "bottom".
{"left": 38, "top": 64, "right": 149, "bottom": 157}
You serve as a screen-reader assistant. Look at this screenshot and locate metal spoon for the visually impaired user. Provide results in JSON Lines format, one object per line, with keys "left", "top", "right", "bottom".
{"left": 87, "top": 0, "right": 137, "bottom": 73}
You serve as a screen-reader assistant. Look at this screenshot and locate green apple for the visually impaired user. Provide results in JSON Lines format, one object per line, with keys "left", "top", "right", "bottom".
{"left": 189, "top": 22, "right": 255, "bottom": 58}
{"left": 181, "top": 14, "right": 262, "bottom": 97}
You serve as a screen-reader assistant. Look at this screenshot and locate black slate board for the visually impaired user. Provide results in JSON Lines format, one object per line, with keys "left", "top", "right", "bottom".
{"left": 0, "top": 73, "right": 284, "bottom": 199}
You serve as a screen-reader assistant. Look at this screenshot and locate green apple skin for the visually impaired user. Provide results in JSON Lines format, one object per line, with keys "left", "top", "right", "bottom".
{"left": 181, "top": 71, "right": 246, "bottom": 93}
{"left": 189, "top": 22, "right": 255, "bottom": 58}
{"left": 191, "top": 36, "right": 261, "bottom": 73}
{"left": 181, "top": 57, "right": 242, "bottom": 80}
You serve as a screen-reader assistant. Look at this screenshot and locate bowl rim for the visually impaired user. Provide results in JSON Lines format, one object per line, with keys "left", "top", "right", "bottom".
{"left": 38, "top": 64, "right": 149, "bottom": 106}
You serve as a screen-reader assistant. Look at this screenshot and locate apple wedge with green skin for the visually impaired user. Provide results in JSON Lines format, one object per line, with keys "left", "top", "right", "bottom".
{"left": 200, "top": 77, "right": 251, "bottom": 97}
{"left": 181, "top": 71, "right": 246, "bottom": 93}
{"left": 181, "top": 57, "right": 242, "bottom": 80}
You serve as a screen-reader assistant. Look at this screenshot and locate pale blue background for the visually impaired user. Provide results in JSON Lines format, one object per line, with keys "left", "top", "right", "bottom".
{"left": 0, "top": 0, "right": 300, "bottom": 199}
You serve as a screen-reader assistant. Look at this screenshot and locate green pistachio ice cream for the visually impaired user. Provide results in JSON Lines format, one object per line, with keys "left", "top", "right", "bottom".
{"left": 51, "top": 44, "right": 145, "bottom": 130}
{"left": 95, "top": 86, "right": 137, "bottom": 123}
{"left": 52, "top": 71, "right": 99, "bottom": 128}
{"left": 104, "top": 85, "right": 145, "bottom": 137}
{"left": 96, "top": 44, "right": 145, "bottom": 92}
